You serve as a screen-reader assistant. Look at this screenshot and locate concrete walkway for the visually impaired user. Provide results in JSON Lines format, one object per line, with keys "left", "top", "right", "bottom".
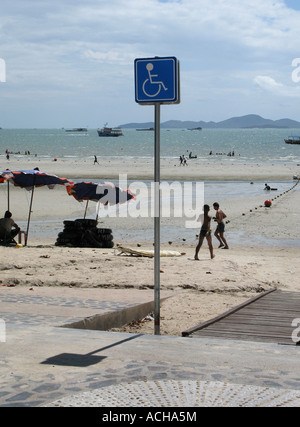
{"left": 1, "top": 287, "right": 300, "bottom": 407}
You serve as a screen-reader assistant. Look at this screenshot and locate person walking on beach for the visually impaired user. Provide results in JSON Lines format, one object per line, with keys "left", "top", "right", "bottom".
{"left": 213, "top": 202, "right": 229, "bottom": 249}
{"left": 94, "top": 155, "right": 99, "bottom": 165}
{"left": 194, "top": 205, "right": 215, "bottom": 260}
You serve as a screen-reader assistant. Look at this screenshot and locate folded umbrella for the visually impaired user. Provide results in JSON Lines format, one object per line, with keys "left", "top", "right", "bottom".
{"left": 66, "top": 181, "right": 135, "bottom": 220}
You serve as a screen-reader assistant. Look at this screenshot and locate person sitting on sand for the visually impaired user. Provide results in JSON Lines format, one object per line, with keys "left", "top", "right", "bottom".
{"left": 194, "top": 205, "right": 215, "bottom": 260}
{"left": 213, "top": 202, "right": 229, "bottom": 249}
{"left": 0, "top": 211, "right": 20, "bottom": 243}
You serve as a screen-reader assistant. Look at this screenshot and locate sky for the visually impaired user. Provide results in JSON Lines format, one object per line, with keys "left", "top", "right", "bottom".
{"left": 1, "top": 0, "right": 300, "bottom": 128}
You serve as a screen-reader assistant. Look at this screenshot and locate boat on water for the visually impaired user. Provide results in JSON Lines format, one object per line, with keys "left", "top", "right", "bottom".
{"left": 136, "top": 127, "right": 154, "bottom": 131}
{"left": 65, "top": 127, "right": 88, "bottom": 133}
{"left": 97, "top": 124, "right": 123, "bottom": 137}
{"left": 188, "top": 127, "right": 202, "bottom": 131}
{"left": 285, "top": 135, "right": 300, "bottom": 144}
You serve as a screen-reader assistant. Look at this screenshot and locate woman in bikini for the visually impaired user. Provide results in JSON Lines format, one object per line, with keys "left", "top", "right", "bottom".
{"left": 194, "top": 205, "right": 215, "bottom": 260}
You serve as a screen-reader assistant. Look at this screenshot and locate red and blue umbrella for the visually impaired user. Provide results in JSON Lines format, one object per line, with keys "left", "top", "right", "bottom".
{"left": 67, "top": 181, "right": 135, "bottom": 204}
{"left": 66, "top": 181, "right": 135, "bottom": 219}
{"left": 0, "top": 169, "right": 72, "bottom": 245}
{"left": 1, "top": 169, "right": 70, "bottom": 190}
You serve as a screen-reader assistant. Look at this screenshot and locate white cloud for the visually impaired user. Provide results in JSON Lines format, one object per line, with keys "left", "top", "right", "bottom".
{"left": 254, "top": 75, "right": 284, "bottom": 90}
{"left": 1, "top": 0, "right": 300, "bottom": 126}
{"left": 84, "top": 49, "right": 135, "bottom": 65}
{"left": 254, "top": 75, "right": 300, "bottom": 98}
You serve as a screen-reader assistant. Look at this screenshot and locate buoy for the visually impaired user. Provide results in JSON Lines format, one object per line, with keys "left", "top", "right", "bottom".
{"left": 265, "top": 200, "right": 272, "bottom": 207}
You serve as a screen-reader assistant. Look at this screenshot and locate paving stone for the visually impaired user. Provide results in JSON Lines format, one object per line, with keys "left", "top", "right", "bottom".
{"left": 1, "top": 288, "right": 300, "bottom": 407}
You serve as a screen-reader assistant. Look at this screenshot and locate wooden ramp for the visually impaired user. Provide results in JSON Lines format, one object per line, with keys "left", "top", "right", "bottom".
{"left": 182, "top": 290, "right": 300, "bottom": 346}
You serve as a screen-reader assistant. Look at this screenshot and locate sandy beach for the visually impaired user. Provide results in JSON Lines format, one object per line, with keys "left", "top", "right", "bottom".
{"left": 0, "top": 157, "right": 300, "bottom": 336}
{"left": 2, "top": 156, "right": 299, "bottom": 181}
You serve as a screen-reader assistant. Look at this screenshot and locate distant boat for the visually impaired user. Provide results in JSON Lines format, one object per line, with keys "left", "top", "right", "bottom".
{"left": 97, "top": 124, "right": 123, "bottom": 137}
{"left": 65, "top": 128, "right": 88, "bottom": 133}
{"left": 188, "top": 127, "right": 202, "bottom": 131}
{"left": 285, "top": 136, "right": 300, "bottom": 144}
{"left": 136, "top": 127, "right": 154, "bottom": 131}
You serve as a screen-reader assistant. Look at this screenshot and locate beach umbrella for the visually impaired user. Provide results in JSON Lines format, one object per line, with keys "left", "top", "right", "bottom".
{"left": 66, "top": 181, "right": 135, "bottom": 220}
{"left": 0, "top": 169, "right": 72, "bottom": 245}
{"left": 3, "top": 170, "right": 70, "bottom": 190}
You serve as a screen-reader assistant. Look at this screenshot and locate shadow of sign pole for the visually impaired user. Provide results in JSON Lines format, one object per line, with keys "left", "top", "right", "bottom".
{"left": 41, "top": 334, "right": 143, "bottom": 367}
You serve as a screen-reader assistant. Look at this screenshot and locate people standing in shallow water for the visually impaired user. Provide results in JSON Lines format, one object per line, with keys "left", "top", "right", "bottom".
{"left": 194, "top": 205, "right": 215, "bottom": 260}
{"left": 213, "top": 202, "right": 229, "bottom": 249}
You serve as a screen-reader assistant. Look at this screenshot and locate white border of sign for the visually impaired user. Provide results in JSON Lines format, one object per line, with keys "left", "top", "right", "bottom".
{"left": 135, "top": 56, "right": 180, "bottom": 105}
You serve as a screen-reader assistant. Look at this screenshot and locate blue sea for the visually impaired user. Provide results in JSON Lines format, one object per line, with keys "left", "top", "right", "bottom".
{"left": 0, "top": 127, "right": 300, "bottom": 165}
{"left": 1, "top": 128, "right": 299, "bottom": 246}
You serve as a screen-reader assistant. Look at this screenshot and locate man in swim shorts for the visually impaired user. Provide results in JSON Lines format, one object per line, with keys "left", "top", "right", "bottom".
{"left": 213, "top": 202, "right": 229, "bottom": 249}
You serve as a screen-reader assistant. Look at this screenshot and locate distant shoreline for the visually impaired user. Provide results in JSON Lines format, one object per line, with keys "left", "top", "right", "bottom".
{"left": 1, "top": 114, "right": 300, "bottom": 130}
{"left": 120, "top": 114, "right": 300, "bottom": 129}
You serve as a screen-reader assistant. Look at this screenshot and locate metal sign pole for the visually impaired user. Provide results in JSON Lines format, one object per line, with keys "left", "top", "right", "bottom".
{"left": 134, "top": 56, "right": 180, "bottom": 335}
{"left": 154, "top": 102, "right": 161, "bottom": 335}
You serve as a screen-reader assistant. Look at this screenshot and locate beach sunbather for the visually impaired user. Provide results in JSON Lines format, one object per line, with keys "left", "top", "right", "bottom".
{"left": 0, "top": 211, "right": 20, "bottom": 244}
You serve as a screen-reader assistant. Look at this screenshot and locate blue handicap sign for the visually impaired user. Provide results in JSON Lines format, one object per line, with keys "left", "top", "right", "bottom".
{"left": 135, "top": 57, "right": 180, "bottom": 104}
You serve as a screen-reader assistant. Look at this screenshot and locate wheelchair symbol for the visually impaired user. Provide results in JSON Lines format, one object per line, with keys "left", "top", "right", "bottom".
{"left": 142, "top": 63, "right": 168, "bottom": 97}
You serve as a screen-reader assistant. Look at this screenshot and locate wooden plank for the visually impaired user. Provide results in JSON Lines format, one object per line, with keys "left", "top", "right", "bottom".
{"left": 181, "top": 289, "right": 276, "bottom": 337}
{"left": 182, "top": 290, "right": 300, "bottom": 346}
